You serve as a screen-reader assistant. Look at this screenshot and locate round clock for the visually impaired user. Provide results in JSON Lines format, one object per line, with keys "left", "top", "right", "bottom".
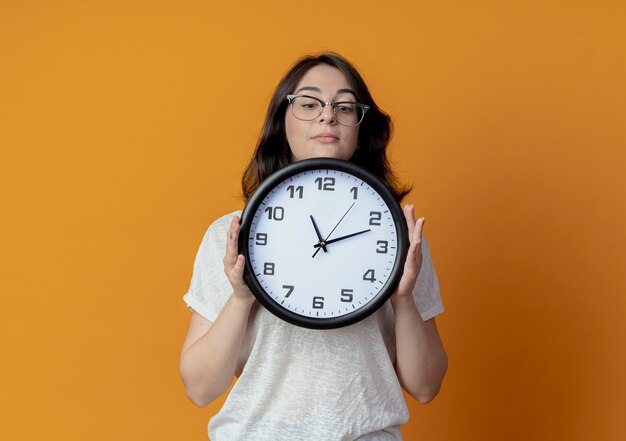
{"left": 238, "top": 158, "right": 409, "bottom": 329}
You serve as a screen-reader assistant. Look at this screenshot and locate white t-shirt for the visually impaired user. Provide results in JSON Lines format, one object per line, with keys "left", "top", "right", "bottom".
{"left": 183, "top": 211, "right": 444, "bottom": 441}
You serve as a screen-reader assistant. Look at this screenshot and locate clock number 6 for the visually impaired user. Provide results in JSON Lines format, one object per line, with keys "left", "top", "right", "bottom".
{"left": 312, "top": 296, "right": 325, "bottom": 309}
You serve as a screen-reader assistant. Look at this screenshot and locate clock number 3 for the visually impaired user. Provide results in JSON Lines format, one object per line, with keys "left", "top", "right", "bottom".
{"left": 376, "top": 240, "right": 388, "bottom": 254}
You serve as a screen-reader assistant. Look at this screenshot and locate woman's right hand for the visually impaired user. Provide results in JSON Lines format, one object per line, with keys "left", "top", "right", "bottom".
{"left": 223, "top": 215, "right": 255, "bottom": 302}
{"left": 181, "top": 214, "right": 256, "bottom": 407}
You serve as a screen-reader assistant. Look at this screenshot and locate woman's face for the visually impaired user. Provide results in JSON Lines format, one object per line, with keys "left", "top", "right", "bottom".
{"left": 285, "top": 64, "right": 360, "bottom": 162}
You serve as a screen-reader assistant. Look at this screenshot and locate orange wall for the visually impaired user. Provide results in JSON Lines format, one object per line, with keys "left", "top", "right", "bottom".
{"left": 1, "top": 1, "right": 625, "bottom": 440}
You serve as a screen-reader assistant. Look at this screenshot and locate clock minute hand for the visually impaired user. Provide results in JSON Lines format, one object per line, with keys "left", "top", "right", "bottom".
{"left": 313, "top": 229, "right": 371, "bottom": 248}
{"left": 312, "top": 202, "right": 356, "bottom": 258}
{"left": 309, "top": 215, "right": 327, "bottom": 253}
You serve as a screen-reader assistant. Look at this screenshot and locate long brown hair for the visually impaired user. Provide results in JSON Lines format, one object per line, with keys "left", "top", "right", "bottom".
{"left": 242, "top": 52, "right": 410, "bottom": 202}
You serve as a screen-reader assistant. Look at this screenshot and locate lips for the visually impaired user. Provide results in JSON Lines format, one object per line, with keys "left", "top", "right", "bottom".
{"left": 313, "top": 133, "right": 339, "bottom": 143}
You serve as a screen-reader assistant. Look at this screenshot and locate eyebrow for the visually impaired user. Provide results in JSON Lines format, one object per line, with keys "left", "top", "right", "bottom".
{"left": 294, "top": 86, "right": 358, "bottom": 98}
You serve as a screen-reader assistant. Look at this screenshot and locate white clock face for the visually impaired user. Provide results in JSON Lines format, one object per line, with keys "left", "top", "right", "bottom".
{"left": 244, "top": 163, "right": 404, "bottom": 327}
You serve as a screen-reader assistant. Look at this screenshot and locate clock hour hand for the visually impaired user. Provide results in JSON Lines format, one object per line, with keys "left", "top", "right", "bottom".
{"left": 309, "top": 215, "right": 327, "bottom": 253}
{"left": 313, "top": 229, "right": 371, "bottom": 248}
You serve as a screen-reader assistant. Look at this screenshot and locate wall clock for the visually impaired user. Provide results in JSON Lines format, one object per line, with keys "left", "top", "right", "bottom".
{"left": 239, "top": 158, "right": 408, "bottom": 329}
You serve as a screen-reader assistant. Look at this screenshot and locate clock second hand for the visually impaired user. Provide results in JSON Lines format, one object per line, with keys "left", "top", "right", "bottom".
{"left": 312, "top": 202, "right": 356, "bottom": 258}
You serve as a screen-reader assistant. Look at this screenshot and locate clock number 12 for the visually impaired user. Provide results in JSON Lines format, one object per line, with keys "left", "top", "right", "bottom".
{"left": 315, "top": 177, "right": 335, "bottom": 191}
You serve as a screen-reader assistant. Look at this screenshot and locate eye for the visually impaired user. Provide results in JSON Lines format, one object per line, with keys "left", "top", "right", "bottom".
{"left": 336, "top": 103, "right": 356, "bottom": 114}
{"left": 296, "top": 97, "right": 321, "bottom": 110}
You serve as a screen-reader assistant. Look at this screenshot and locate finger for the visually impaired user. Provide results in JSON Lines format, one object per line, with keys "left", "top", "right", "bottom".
{"left": 413, "top": 216, "right": 425, "bottom": 245}
{"left": 224, "top": 216, "right": 240, "bottom": 266}
{"left": 409, "top": 217, "right": 425, "bottom": 253}
{"left": 401, "top": 223, "right": 424, "bottom": 286}
{"left": 404, "top": 203, "right": 415, "bottom": 238}
{"left": 231, "top": 254, "right": 245, "bottom": 281}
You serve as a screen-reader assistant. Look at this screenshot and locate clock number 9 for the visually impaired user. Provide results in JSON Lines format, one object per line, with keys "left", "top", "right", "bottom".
{"left": 255, "top": 233, "right": 267, "bottom": 246}
{"left": 369, "top": 211, "right": 382, "bottom": 226}
{"left": 312, "top": 296, "right": 325, "bottom": 309}
{"left": 265, "top": 206, "right": 285, "bottom": 221}
{"left": 315, "top": 177, "right": 335, "bottom": 191}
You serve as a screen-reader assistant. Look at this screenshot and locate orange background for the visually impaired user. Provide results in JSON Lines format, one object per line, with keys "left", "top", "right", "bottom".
{"left": 1, "top": 1, "right": 625, "bottom": 440}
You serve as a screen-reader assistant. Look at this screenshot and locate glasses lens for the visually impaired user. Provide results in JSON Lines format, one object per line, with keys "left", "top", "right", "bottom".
{"left": 334, "top": 102, "right": 363, "bottom": 127}
{"left": 291, "top": 96, "right": 323, "bottom": 121}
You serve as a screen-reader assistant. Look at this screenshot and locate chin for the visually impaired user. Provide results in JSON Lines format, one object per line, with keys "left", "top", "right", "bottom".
{"left": 301, "top": 147, "right": 355, "bottom": 161}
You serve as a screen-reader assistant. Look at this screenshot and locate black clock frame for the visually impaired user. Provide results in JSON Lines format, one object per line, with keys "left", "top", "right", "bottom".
{"left": 238, "top": 158, "right": 409, "bottom": 330}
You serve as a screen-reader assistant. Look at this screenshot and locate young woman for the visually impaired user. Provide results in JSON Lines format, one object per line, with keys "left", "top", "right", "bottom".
{"left": 180, "top": 53, "right": 448, "bottom": 441}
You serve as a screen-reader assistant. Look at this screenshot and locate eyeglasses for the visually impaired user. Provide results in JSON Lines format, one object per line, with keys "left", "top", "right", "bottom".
{"left": 286, "top": 94, "right": 370, "bottom": 127}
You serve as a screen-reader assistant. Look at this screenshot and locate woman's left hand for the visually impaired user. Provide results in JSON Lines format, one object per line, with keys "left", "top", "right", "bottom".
{"left": 391, "top": 204, "right": 425, "bottom": 304}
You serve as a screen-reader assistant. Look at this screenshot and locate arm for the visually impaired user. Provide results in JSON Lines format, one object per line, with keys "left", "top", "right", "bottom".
{"left": 179, "top": 216, "right": 255, "bottom": 407}
{"left": 391, "top": 204, "right": 448, "bottom": 404}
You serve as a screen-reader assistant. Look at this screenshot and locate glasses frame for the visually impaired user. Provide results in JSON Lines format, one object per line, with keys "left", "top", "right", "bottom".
{"left": 286, "top": 94, "right": 370, "bottom": 127}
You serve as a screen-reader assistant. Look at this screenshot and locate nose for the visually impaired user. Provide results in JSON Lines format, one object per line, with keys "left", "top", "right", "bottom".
{"left": 318, "top": 104, "right": 336, "bottom": 124}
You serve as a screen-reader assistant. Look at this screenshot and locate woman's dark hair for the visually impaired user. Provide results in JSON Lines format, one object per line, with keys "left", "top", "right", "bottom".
{"left": 242, "top": 52, "right": 410, "bottom": 202}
